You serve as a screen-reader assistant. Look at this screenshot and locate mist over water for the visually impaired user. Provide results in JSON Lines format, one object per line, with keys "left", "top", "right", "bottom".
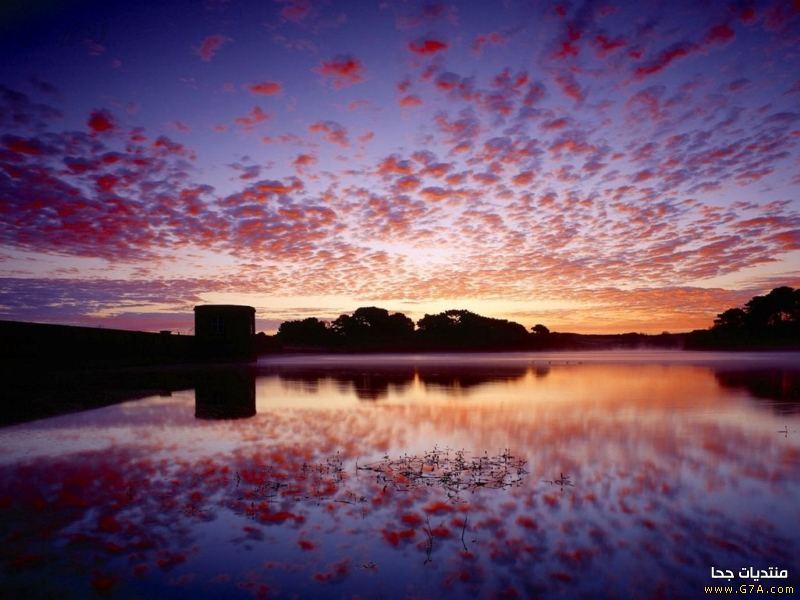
{"left": 1, "top": 351, "right": 799, "bottom": 598}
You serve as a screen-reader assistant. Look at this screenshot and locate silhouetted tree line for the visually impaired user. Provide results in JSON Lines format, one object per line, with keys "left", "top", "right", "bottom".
{"left": 270, "top": 307, "right": 683, "bottom": 352}
{"left": 687, "top": 286, "right": 800, "bottom": 350}
{"left": 275, "top": 307, "right": 553, "bottom": 351}
{"left": 266, "top": 287, "right": 799, "bottom": 354}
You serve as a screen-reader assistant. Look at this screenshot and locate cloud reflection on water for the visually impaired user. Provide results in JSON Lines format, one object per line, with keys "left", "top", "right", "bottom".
{"left": 1, "top": 356, "right": 799, "bottom": 598}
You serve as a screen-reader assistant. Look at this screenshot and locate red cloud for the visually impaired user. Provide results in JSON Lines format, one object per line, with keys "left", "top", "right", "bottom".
{"left": 512, "top": 171, "right": 534, "bottom": 186}
{"left": 541, "top": 117, "right": 569, "bottom": 130}
{"left": 737, "top": 6, "right": 757, "bottom": 24}
{"left": 553, "top": 22, "right": 583, "bottom": 60}
{"left": 347, "top": 99, "right": 369, "bottom": 111}
{"left": 87, "top": 110, "right": 115, "bottom": 134}
{"left": 634, "top": 43, "right": 695, "bottom": 78}
{"left": 234, "top": 106, "right": 270, "bottom": 131}
{"left": 549, "top": 133, "right": 597, "bottom": 155}
{"left": 377, "top": 155, "right": 413, "bottom": 177}
{"left": 194, "top": 34, "right": 230, "bottom": 62}
{"left": 554, "top": 72, "right": 584, "bottom": 102}
{"left": 592, "top": 33, "right": 626, "bottom": 57}
{"left": 408, "top": 38, "right": 449, "bottom": 55}
{"left": 247, "top": 81, "right": 283, "bottom": 95}
{"left": 472, "top": 31, "right": 506, "bottom": 54}
{"left": 394, "top": 175, "right": 421, "bottom": 192}
{"left": 704, "top": 24, "right": 735, "bottom": 45}
{"left": 357, "top": 131, "right": 374, "bottom": 144}
{"left": 626, "top": 86, "right": 665, "bottom": 121}
{"left": 314, "top": 55, "right": 365, "bottom": 89}
{"left": 419, "top": 186, "right": 449, "bottom": 201}
{"left": 434, "top": 71, "right": 463, "bottom": 92}
{"left": 3, "top": 135, "right": 46, "bottom": 156}
{"left": 292, "top": 153, "right": 317, "bottom": 172}
{"left": 308, "top": 121, "right": 349, "bottom": 147}
{"left": 399, "top": 95, "right": 423, "bottom": 108}
{"left": 95, "top": 174, "right": 118, "bottom": 192}
{"left": 254, "top": 178, "right": 304, "bottom": 195}
{"left": 278, "top": 0, "right": 311, "bottom": 22}
{"left": 421, "top": 161, "right": 451, "bottom": 178}
{"left": 634, "top": 24, "right": 736, "bottom": 79}
{"left": 771, "top": 230, "right": 800, "bottom": 250}
{"left": 394, "top": 2, "right": 458, "bottom": 30}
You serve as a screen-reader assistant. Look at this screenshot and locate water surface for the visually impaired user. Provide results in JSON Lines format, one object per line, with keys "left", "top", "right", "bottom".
{"left": 1, "top": 351, "right": 799, "bottom": 598}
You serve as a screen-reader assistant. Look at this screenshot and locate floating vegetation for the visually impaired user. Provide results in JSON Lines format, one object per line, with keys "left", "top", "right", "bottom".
{"left": 542, "top": 472, "right": 575, "bottom": 491}
{"left": 356, "top": 447, "right": 528, "bottom": 500}
{"left": 231, "top": 448, "right": 528, "bottom": 512}
{"left": 234, "top": 451, "right": 351, "bottom": 506}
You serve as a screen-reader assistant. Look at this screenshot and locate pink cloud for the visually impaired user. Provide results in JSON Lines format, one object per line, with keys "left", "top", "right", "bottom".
{"left": 292, "top": 153, "right": 317, "bottom": 172}
{"left": 399, "top": 95, "right": 423, "bottom": 108}
{"left": 308, "top": 120, "right": 349, "bottom": 146}
{"left": 394, "top": 175, "right": 421, "bottom": 192}
{"left": 541, "top": 117, "right": 569, "bottom": 130}
{"left": 357, "top": 131, "right": 374, "bottom": 144}
{"left": 704, "top": 23, "right": 735, "bottom": 45}
{"left": 472, "top": 31, "right": 506, "bottom": 54}
{"left": 554, "top": 72, "right": 584, "bottom": 102}
{"left": 634, "top": 23, "right": 736, "bottom": 79}
{"left": 592, "top": 33, "right": 626, "bottom": 57}
{"left": 419, "top": 186, "right": 449, "bottom": 201}
{"left": 347, "top": 99, "right": 370, "bottom": 111}
{"left": 3, "top": 135, "right": 47, "bottom": 156}
{"left": 313, "top": 55, "right": 365, "bottom": 89}
{"left": 394, "top": 2, "right": 458, "bottom": 30}
{"left": 194, "top": 34, "right": 230, "bottom": 62}
{"left": 234, "top": 106, "right": 270, "bottom": 131}
{"left": 247, "top": 81, "right": 283, "bottom": 95}
{"left": 277, "top": 0, "right": 311, "bottom": 22}
{"left": 408, "top": 37, "right": 449, "bottom": 55}
{"left": 376, "top": 155, "right": 413, "bottom": 177}
{"left": 552, "top": 22, "right": 583, "bottom": 60}
{"left": 87, "top": 109, "right": 116, "bottom": 134}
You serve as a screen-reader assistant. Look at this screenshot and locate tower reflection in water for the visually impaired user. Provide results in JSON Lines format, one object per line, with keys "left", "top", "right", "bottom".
{"left": 194, "top": 369, "right": 256, "bottom": 420}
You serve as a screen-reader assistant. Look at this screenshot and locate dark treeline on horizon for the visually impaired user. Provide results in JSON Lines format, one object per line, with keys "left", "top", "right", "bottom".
{"left": 270, "top": 306, "right": 680, "bottom": 352}
{"left": 686, "top": 286, "right": 800, "bottom": 350}
{"left": 2, "top": 287, "right": 797, "bottom": 363}
{"left": 269, "top": 287, "right": 800, "bottom": 353}
{"left": 274, "top": 307, "right": 537, "bottom": 351}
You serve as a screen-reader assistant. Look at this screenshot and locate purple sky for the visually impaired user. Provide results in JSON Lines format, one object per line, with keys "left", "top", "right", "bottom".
{"left": 1, "top": 0, "right": 799, "bottom": 333}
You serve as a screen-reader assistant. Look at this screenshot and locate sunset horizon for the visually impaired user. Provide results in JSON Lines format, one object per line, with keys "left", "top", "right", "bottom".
{"left": 1, "top": 1, "right": 799, "bottom": 333}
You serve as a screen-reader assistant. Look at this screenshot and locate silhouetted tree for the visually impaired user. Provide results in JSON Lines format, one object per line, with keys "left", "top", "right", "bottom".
{"left": 416, "top": 309, "right": 529, "bottom": 349}
{"left": 276, "top": 317, "right": 334, "bottom": 347}
{"left": 531, "top": 324, "right": 550, "bottom": 335}
{"left": 710, "top": 287, "right": 799, "bottom": 335}
{"left": 330, "top": 307, "right": 415, "bottom": 348}
{"left": 713, "top": 308, "right": 747, "bottom": 330}
{"left": 743, "top": 286, "right": 799, "bottom": 328}
{"left": 689, "top": 286, "right": 799, "bottom": 349}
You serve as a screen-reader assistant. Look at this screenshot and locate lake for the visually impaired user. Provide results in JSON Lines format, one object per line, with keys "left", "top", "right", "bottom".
{"left": 1, "top": 351, "right": 799, "bottom": 598}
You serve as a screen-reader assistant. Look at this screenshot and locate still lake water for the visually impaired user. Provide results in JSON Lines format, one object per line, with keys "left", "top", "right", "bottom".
{"left": 1, "top": 351, "right": 799, "bottom": 598}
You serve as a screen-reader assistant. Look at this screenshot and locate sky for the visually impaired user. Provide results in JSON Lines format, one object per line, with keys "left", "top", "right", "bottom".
{"left": 0, "top": 0, "right": 798, "bottom": 334}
